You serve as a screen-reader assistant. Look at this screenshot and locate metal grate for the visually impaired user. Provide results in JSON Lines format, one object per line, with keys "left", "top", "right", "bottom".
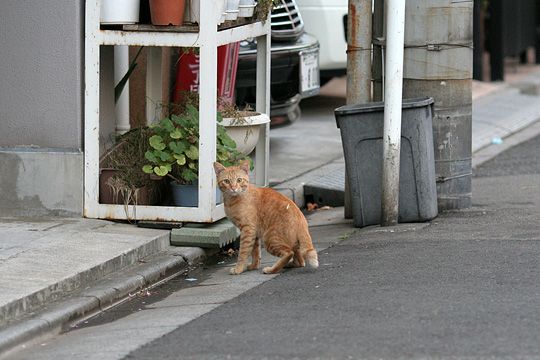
{"left": 271, "top": 0, "right": 304, "bottom": 41}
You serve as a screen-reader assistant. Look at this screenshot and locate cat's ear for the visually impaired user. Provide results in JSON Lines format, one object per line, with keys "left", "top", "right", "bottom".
{"left": 239, "top": 159, "right": 250, "bottom": 174}
{"left": 213, "top": 162, "right": 226, "bottom": 176}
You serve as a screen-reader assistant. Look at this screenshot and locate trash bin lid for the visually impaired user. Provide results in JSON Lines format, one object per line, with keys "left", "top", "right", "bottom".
{"left": 334, "top": 97, "right": 434, "bottom": 116}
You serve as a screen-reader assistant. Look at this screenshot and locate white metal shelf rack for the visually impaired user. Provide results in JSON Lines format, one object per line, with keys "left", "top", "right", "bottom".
{"left": 84, "top": 1, "right": 270, "bottom": 222}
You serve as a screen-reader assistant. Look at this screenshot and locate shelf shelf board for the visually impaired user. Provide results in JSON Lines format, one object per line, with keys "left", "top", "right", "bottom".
{"left": 97, "top": 21, "right": 269, "bottom": 47}
{"left": 117, "top": 17, "right": 256, "bottom": 33}
{"left": 122, "top": 24, "right": 199, "bottom": 33}
{"left": 84, "top": 202, "right": 226, "bottom": 223}
{"left": 216, "top": 21, "right": 268, "bottom": 46}
{"left": 98, "top": 29, "right": 201, "bottom": 47}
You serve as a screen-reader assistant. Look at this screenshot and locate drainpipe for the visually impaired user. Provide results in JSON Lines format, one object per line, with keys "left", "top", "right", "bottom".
{"left": 114, "top": 45, "right": 130, "bottom": 134}
{"left": 345, "top": 0, "right": 372, "bottom": 218}
{"left": 381, "top": 0, "right": 406, "bottom": 226}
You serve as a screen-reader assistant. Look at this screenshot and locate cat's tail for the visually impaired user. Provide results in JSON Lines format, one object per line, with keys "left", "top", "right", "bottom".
{"left": 304, "top": 249, "right": 319, "bottom": 269}
{"left": 299, "top": 232, "right": 319, "bottom": 269}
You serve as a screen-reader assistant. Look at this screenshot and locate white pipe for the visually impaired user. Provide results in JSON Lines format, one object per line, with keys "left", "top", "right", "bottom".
{"left": 114, "top": 45, "right": 130, "bottom": 134}
{"left": 381, "top": 0, "right": 406, "bottom": 226}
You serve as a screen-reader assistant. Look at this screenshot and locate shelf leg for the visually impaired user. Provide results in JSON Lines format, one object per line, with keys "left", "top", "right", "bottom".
{"left": 255, "top": 31, "right": 270, "bottom": 187}
{"left": 198, "top": 9, "right": 218, "bottom": 216}
{"left": 84, "top": 0, "right": 102, "bottom": 217}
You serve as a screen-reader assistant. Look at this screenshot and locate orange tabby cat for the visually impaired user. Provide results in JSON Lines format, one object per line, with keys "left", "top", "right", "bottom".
{"left": 214, "top": 160, "right": 319, "bottom": 275}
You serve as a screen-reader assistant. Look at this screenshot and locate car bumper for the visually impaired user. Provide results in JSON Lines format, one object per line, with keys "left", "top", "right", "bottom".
{"left": 298, "top": 4, "right": 348, "bottom": 71}
{"left": 236, "top": 33, "right": 320, "bottom": 125}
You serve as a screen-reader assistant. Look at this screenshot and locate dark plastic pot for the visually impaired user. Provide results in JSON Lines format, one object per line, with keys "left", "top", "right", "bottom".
{"left": 171, "top": 181, "right": 222, "bottom": 207}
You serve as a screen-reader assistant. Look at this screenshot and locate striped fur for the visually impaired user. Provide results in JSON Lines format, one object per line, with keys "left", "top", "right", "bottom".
{"left": 214, "top": 160, "right": 319, "bottom": 275}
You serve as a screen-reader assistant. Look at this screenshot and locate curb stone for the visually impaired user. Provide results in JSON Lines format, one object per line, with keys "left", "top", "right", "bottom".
{"left": 0, "top": 247, "right": 210, "bottom": 356}
{"left": 0, "top": 232, "right": 170, "bottom": 326}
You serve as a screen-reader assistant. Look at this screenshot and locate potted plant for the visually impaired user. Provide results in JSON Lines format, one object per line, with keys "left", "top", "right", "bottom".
{"left": 183, "top": 0, "right": 200, "bottom": 24}
{"left": 100, "top": 127, "right": 163, "bottom": 207}
{"left": 101, "top": 0, "right": 140, "bottom": 25}
{"left": 142, "top": 105, "right": 246, "bottom": 207}
{"left": 238, "top": 0, "right": 256, "bottom": 18}
{"left": 225, "top": 0, "right": 240, "bottom": 21}
{"left": 149, "top": 0, "right": 186, "bottom": 26}
{"left": 184, "top": 0, "right": 227, "bottom": 25}
{"left": 255, "top": 0, "right": 276, "bottom": 22}
{"left": 219, "top": 104, "right": 270, "bottom": 156}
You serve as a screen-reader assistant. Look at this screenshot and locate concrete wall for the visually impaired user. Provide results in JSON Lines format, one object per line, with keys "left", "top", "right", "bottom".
{"left": 0, "top": 1, "right": 85, "bottom": 216}
{"left": 0, "top": 149, "right": 83, "bottom": 216}
{"left": 0, "top": 1, "right": 84, "bottom": 148}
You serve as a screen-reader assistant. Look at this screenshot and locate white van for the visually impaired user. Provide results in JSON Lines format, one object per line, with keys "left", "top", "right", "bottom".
{"left": 295, "top": 0, "right": 348, "bottom": 84}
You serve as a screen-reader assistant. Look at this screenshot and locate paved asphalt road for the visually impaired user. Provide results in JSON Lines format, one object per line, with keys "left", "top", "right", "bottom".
{"left": 7, "top": 135, "right": 539, "bottom": 360}
{"left": 123, "top": 136, "right": 540, "bottom": 359}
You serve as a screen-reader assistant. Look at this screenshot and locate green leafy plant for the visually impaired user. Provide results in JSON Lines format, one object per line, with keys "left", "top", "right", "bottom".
{"left": 142, "top": 104, "right": 246, "bottom": 184}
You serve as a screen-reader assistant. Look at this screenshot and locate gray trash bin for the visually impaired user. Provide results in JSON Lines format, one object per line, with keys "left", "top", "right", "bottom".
{"left": 335, "top": 97, "right": 437, "bottom": 227}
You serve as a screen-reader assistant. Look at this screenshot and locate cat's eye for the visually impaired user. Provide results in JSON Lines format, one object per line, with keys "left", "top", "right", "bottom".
{"left": 236, "top": 179, "right": 242, "bottom": 183}
{"left": 223, "top": 179, "right": 230, "bottom": 184}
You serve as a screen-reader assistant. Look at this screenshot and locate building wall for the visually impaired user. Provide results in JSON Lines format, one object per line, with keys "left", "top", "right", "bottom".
{"left": 0, "top": 1, "right": 84, "bottom": 148}
{"left": 0, "top": 1, "right": 85, "bottom": 216}
{"left": 0, "top": 149, "right": 83, "bottom": 216}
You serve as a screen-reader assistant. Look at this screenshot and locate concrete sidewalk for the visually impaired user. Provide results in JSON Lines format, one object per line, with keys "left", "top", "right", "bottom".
{"left": 275, "top": 65, "right": 540, "bottom": 206}
{"left": 2, "top": 66, "right": 540, "bottom": 355}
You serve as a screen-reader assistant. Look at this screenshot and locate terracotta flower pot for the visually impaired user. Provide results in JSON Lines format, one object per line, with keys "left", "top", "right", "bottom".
{"left": 99, "top": 168, "right": 163, "bottom": 205}
{"left": 149, "top": 0, "right": 186, "bottom": 26}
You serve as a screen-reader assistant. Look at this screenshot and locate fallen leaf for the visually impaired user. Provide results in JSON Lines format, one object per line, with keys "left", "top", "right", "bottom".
{"left": 307, "top": 202, "right": 319, "bottom": 212}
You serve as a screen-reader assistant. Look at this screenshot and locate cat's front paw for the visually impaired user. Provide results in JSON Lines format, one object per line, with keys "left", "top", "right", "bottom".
{"left": 262, "top": 266, "right": 275, "bottom": 274}
{"left": 229, "top": 265, "right": 245, "bottom": 275}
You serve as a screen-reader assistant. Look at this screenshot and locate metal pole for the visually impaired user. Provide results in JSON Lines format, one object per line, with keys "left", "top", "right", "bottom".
{"left": 489, "top": 0, "right": 504, "bottom": 81}
{"left": 381, "top": 0, "right": 406, "bottom": 226}
{"left": 473, "top": 0, "right": 484, "bottom": 81}
{"left": 536, "top": 0, "right": 540, "bottom": 64}
{"left": 346, "top": 0, "right": 372, "bottom": 103}
{"left": 345, "top": 0, "right": 372, "bottom": 219}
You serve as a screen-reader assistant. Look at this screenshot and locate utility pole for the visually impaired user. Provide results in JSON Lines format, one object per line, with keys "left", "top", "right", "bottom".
{"left": 381, "top": 0, "right": 406, "bottom": 226}
{"left": 373, "top": 0, "right": 473, "bottom": 216}
{"left": 345, "top": 0, "right": 372, "bottom": 219}
{"left": 402, "top": 1, "right": 473, "bottom": 210}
